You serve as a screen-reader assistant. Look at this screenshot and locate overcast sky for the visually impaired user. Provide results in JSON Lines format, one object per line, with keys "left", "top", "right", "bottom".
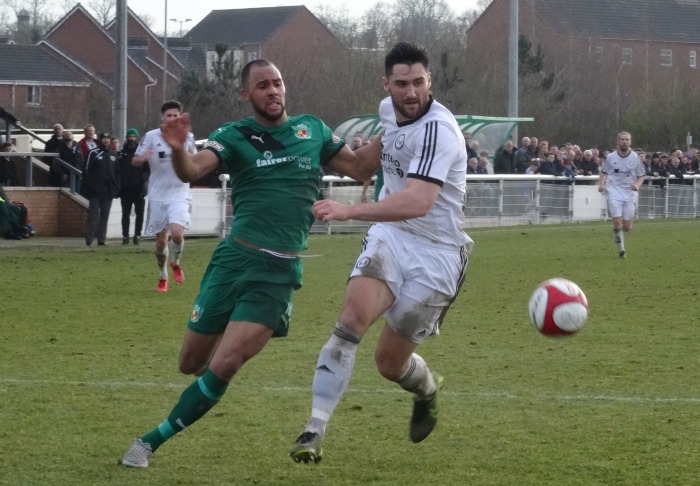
{"left": 131, "top": 0, "right": 481, "bottom": 35}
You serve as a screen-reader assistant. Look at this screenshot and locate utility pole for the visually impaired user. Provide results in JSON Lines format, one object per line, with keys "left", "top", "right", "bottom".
{"left": 507, "top": 0, "right": 519, "bottom": 141}
{"left": 113, "top": 0, "right": 127, "bottom": 141}
{"left": 163, "top": 0, "right": 168, "bottom": 103}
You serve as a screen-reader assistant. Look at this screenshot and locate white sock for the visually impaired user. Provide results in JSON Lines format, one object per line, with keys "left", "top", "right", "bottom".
{"left": 169, "top": 239, "right": 183, "bottom": 266}
{"left": 613, "top": 228, "right": 625, "bottom": 252}
{"left": 306, "top": 323, "right": 360, "bottom": 435}
{"left": 156, "top": 246, "right": 169, "bottom": 279}
{"left": 397, "top": 353, "right": 436, "bottom": 400}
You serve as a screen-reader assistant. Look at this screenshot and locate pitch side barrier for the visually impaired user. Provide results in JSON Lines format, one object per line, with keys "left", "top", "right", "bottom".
{"left": 214, "top": 174, "right": 699, "bottom": 237}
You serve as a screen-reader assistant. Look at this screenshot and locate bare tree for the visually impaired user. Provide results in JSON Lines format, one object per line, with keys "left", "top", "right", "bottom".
{"left": 85, "top": 0, "right": 115, "bottom": 26}
{"left": 2, "top": 0, "right": 56, "bottom": 41}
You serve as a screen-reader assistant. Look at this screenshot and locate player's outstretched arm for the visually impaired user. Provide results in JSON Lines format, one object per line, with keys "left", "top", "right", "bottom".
{"left": 162, "top": 113, "right": 219, "bottom": 183}
{"left": 313, "top": 178, "right": 440, "bottom": 222}
{"left": 327, "top": 135, "right": 382, "bottom": 182}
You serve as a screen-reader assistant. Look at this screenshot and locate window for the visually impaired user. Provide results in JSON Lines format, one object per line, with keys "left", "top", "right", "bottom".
{"left": 27, "top": 86, "right": 41, "bottom": 105}
{"left": 691, "top": 51, "right": 697, "bottom": 69}
{"left": 660, "top": 49, "right": 672, "bottom": 67}
{"left": 621, "top": 48, "right": 632, "bottom": 65}
{"left": 593, "top": 46, "right": 603, "bottom": 63}
{"left": 247, "top": 51, "right": 258, "bottom": 62}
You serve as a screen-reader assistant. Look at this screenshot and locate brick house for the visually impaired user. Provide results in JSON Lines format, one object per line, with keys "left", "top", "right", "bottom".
{"left": 185, "top": 6, "right": 346, "bottom": 124}
{"left": 43, "top": 4, "right": 190, "bottom": 132}
{"left": 0, "top": 43, "right": 92, "bottom": 128}
{"left": 465, "top": 0, "right": 700, "bottom": 145}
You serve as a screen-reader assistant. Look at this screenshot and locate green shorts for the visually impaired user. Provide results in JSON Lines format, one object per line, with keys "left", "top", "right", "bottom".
{"left": 187, "top": 238, "right": 303, "bottom": 337}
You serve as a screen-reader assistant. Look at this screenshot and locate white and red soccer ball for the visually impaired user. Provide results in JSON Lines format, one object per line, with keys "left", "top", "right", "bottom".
{"left": 528, "top": 278, "right": 588, "bottom": 335}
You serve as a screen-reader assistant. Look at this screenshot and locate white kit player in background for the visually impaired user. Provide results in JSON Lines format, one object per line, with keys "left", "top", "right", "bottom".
{"left": 133, "top": 100, "right": 198, "bottom": 292}
{"left": 598, "top": 131, "right": 645, "bottom": 259}
{"left": 291, "top": 41, "right": 473, "bottom": 464}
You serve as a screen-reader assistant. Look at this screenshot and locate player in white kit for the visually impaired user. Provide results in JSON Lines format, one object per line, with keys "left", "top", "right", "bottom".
{"left": 133, "top": 100, "right": 198, "bottom": 292}
{"left": 598, "top": 131, "right": 645, "bottom": 258}
{"left": 291, "top": 42, "right": 473, "bottom": 463}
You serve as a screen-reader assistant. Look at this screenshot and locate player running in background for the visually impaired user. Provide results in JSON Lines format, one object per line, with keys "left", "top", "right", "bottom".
{"left": 132, "top": 100, "right": 197, "bottom": 292}
{"left": 291, "top": 41, "right": 473, "bottom": 463}
{"left": 598, "top": 131, "right": 645, "bottom": 258}
{"left": 120, "top": 59, "right": 381, "bottom": 468}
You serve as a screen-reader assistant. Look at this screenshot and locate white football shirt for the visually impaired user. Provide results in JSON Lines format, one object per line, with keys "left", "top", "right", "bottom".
{"left": 136, "top": 128, "right": 197, "bottom": 202}
{"left": 601, "top": 150, "right": 645, "bottom": 200}
{"left": 378, "top": 96, "right": 472, "bottom": 248}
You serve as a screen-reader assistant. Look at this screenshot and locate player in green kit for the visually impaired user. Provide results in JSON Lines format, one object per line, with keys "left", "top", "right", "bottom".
{"left": 121, "top": 59, "right": 381, "bottom": 468}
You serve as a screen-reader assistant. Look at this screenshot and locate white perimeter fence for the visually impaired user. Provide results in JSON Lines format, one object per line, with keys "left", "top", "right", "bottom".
{"left": 107, "top": 174, "right": 700, "bottom": 239}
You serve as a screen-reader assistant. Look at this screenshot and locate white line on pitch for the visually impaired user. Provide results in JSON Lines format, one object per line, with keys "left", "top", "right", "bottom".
{"left": 1, "top": 378, "right": 699, "bottom": 404}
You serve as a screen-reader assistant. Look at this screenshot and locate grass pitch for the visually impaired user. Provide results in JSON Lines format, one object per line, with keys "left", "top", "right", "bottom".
{"left": 1, "top": 220, "right": 699, "bottom": 485}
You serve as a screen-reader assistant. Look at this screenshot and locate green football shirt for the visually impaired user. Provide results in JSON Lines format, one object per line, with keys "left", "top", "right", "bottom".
{"left": 202, "top": 114, "right": 344, "bottom": 252}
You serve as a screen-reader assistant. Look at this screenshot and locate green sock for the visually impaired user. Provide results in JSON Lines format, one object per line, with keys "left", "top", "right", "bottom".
{"left": 141, "top": 369, "right": 229, "bottom": 451}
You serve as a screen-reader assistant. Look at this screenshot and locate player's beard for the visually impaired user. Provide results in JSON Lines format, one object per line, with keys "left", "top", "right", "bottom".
{"left": 391, "top": 95, "right": 428, "bottom": 122}
{"left": 252, "top": 99, "right": 286, "bottom": 123}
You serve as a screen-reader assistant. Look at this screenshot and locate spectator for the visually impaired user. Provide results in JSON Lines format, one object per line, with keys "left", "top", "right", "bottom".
{"left": 466, "top": 157, "right": 479, "bottom": 174}
{"left": 55, "top": 131, "right": 84, "bottom": 189}
{"left": 477, "top": 151, "right": 490, "bottom": 174}
{"left": 539, "top": 152, "right": 557, "bottom": 176}
{"left": 44, "top": 123, "right": 64, "bottom": 186}
{"left": 1, "top": 142, "right": 21, "bottom": 186}
{"left": 78, "top": 124, "right": 98, "bottom": 158}
{"left": 493, "top": 140, "right": 515, "bottom": 174}
{"left": 525, "top": 158, "right": 540, "bottom": 174}
{"left": 118, "top": 128, "right": 148, "bottom": 245}
{"left": 83, "top": 132, "right": 120, "bottom": 246}
{"left": 537, "top": 138, "right": 549, "bottom": 159}
{"left": 642, "top": 153, "right": 655, "bottom": 177}
{"left": 513, "top": 136, "right": 531, "bottom": 173}
{"left": 666, "top": 156, "right": 684, "bottom": 184}
{"left": 562, "top": 160, "right": 576, "bottom": 184}
{"left": 580, "top": 150, "right": 599, "bottom": 176}
{"left": 528, "top": 137, "right": 539, "bottom": 158}
{"left": 463, "top": 132, "right": 478, "bottom": 160}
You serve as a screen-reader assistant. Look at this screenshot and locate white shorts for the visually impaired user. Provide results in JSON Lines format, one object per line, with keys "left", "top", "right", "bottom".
{"left": 349, "top": 224, "right": 469, "bottom": 344}
{"left": 607, "top": 193, "right": 638, "bottom": 221}
{"left": 144, "top": 198, "right": 191, "bottom": 236}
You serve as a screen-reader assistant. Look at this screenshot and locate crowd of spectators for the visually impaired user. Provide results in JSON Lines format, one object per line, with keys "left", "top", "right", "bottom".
{"left": 466, "top": 133, "right": 700, "bottom": 185}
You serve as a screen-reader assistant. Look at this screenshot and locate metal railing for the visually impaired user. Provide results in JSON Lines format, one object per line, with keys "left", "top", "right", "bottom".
{"left": 216, "top": 174, "right": 700, "bottom": 237}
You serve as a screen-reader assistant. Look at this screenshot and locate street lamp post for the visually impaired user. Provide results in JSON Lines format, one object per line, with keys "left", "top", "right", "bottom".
{"left": 170, "top": 17, "right": 192, "bottom": 36}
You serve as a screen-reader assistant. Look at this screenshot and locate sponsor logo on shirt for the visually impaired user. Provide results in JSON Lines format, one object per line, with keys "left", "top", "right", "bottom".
{"left": 204, "top": 140, "right": 224, "bottom": 152}
{"left": 255, "top": 152, "right": 313, "bottom": 168}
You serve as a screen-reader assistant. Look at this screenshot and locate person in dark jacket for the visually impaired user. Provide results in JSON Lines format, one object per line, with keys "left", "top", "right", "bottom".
{"left": 55, "top": 131, "right": 84, "bottom": 189}
{"left": 118, "top": 128, "right": 149, "bottom": 245}
{"left": 45, "top": 123, "right": 65, "bottom": 186}
{"left": 83, "top": 132, "right": 120, "bottom": 246}
{"left": 493, "top": 140, "right": 515, "bottom": 174}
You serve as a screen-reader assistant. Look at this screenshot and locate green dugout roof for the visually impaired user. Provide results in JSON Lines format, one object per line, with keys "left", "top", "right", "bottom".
{"left": 335, "top": 114, "right": 534, "bottom": 157}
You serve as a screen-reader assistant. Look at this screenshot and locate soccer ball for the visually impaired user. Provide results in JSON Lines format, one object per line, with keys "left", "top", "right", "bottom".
{"left": 528, "top": 278, "right": 588, "bottom": 335}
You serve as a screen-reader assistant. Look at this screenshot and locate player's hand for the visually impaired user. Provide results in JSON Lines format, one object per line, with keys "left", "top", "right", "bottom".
{"left": 631, "top": 184, "right": 639, "bottom": 191}
{"left": 161, "top": 112, "right": 191, "bottom": 148}
{"left": 313, "top": 199, "right": 352, "bottom": 222}
{"left": 598, "top": 186, "right": 605, "bottom": 193}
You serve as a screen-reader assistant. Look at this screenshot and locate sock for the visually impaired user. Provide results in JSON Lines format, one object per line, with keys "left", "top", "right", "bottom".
{"left": 141, "top": 368, "right": 229, "bottom": 452}
{"left": 613, "top": 227, "right": 624, "bottom": 252}
{"left": 156, "top": 246, "right": 169, "bottom": 279}
{"left": 306, "top": 323, "right": 360, "bottom": 435}
{"left": 397, "top": 353, "right": 436, "bottom": 400}
{"left": 169, "top": 239, "right": 183, "bottom": 266}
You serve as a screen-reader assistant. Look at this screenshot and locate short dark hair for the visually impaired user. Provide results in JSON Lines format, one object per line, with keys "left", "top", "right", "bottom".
{"left": 385, "top": 42, "right": 429, "bottom": 78}
{"left": 161, "top": 100, "right": 183, "bottom": 114}
{"left": 241, "top": 59, "right": 275, "bottom": 87}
